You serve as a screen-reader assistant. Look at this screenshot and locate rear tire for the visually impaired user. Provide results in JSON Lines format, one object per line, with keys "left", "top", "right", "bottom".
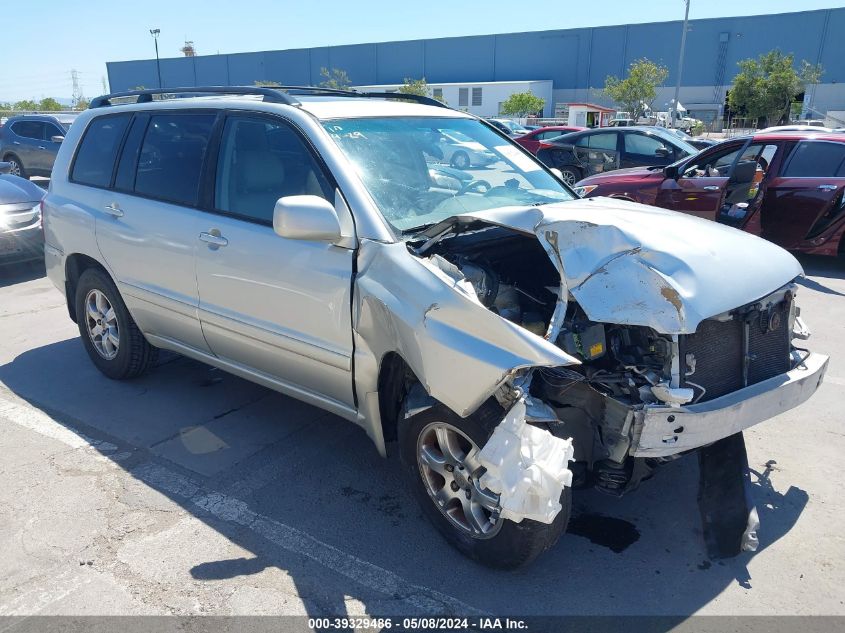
{"left": 75, "top": 268, "right": 158, "bottom": 380}
{"left": 450, "top": 151, "right": 471, "bottom": 170}
{"left": 399, "top": 394, "right": 571, "bottom": 569}
{"left": 557, "top": 166, "right": 581, "bottom": 186}
{"left": 4, "top": 154, "right": 27, "bottom": 179}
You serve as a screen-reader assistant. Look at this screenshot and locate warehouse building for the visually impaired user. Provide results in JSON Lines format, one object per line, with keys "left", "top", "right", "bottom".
{"left": 106, "top": 7, "right": 845, "bottom": 126}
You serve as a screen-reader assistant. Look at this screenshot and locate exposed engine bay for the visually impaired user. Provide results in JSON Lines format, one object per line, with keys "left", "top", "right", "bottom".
{"left": 418, "top": 225, "right": 686, "bottom": 492}
{"left": 413, "top": 223, "right": 811, "bottom": 555}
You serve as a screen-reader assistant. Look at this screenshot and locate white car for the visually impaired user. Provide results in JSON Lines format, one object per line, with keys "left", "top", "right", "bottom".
{"left": 435, "top": 129, "right": 498, "bottom": 169}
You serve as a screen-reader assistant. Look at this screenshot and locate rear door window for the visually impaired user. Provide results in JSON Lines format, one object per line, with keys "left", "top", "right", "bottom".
{"left": 71, "top": 114, "right": 132, "bottom": 188}
{"left": 11, "top": 121, "right": 45, "bottom": 140}
{"left": 782, "top": 141, "right": 845, "bottom": 177}
{"left": 134, "top": 113, "right": 216, "bottom": 206}
{"left": 577, "top": 133, "right": 617, "bottom": 150}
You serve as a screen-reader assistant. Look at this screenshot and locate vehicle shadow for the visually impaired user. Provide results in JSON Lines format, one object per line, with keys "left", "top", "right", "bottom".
{"left": 797, "top": 255, "right": 845, "bottom": 297}
{"left": 0, "top": 338, "right": 809, "bottom": 620}
{"left": 0, "top": 260, "right": 45, "bottom": 288}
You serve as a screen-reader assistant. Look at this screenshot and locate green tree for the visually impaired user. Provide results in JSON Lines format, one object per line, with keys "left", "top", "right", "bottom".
{"left": 319, "top": 67, "right": 351, "bottom": 90}
{"left": 74, "top": 97, "right": 90, "bottom": 111}
{"left": 500, "top": 92, "right": 546, "bottom": 117}
{"left": 254, "top": 80, "right": 279, "bottom": 86}
{"left": 38, "top": 97, "right": 63, "bottom": 111}
{"left": 13, "top": 99, "right": 39, "bottom": 111}
{"left": 604, "top": 58, "right": 669, "bottom": 120}
{"left": 398, "top": 77, "right": 428, "bottom": 96}
{"left": 396, "top": 77, "right": 445, "bottom": 103}
{"left": 728, "top": 50, "right": 822, "bottom": 127}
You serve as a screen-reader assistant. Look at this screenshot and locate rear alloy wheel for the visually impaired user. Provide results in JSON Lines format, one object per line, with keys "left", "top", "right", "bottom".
{"left": 557, "top": 167, "right": 580, "bottom": 186}
{"left": 75, "top": 268, "right": 158, "bottom": 380}
{"left": 450, "top": 151, "right": 471, "bottom": 170}
{"left": 399, "top": 394, "right": 571, "bottom": 569}
{"left": 4, "top": 155, "right": 26, "bottom": 179}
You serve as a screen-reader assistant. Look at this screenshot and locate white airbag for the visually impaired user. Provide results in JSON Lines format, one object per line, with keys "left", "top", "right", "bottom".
{"left": 478, "top": 399, "right": 574, "bottom": 524}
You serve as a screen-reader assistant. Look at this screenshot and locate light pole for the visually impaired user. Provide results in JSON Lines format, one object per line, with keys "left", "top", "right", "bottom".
{"left": 670, "top": 0, "right": 690, "bottom": 128}
{"left": 150, "top": 28, "right": 162, "bottom": 89}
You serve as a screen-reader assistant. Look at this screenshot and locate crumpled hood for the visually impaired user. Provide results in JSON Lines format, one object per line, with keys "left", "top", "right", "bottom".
{"left": 0, "top": 174, "right": 45, "bottom": 205}
{"left": 421, "top": 197, "right": 803, "bottom": 334}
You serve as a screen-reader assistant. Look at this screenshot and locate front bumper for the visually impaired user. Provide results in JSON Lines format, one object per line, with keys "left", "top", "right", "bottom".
{"left": 0, "top": 201, "right": 43, "bottom": 264}
{"left": 632, "top": 351, "right": 829, "bottom": 458}
{"left": 0, "top": 224, "right": 43, "bottom": 264}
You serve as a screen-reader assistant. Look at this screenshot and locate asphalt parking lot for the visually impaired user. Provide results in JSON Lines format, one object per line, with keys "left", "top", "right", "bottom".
{"left": 0, "top": 253, "right": 843, "bottom": 619}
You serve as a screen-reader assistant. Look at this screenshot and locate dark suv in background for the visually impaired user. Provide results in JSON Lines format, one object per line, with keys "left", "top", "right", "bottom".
{"left": 0, "top": 113, "right": 77, "bottom": 179}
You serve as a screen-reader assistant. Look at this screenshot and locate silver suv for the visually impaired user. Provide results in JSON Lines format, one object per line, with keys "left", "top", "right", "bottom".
{"left": 43, "top": 87, "right": 828, "bottom": 569}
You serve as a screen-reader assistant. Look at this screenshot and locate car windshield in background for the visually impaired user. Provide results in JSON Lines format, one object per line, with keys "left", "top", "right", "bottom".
{"left": 323, "top": 117, "right": 575, "bottom": 234}
{"left": 649, "top": 127, "right": 698, "bottom": 154}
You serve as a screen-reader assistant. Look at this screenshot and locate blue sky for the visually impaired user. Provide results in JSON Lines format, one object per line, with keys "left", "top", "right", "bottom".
{"left": 2, "top": 0, "right": 842, "bottom": 102}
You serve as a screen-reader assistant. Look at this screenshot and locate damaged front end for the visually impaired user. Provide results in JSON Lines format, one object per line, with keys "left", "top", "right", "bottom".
{"left": 387, "top": 202, "right": 828, "bottom": 557}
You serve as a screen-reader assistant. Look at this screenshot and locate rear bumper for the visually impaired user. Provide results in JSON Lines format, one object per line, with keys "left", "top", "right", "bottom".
{"left": 632, "top": 351, "right": 829, "bottom": 457}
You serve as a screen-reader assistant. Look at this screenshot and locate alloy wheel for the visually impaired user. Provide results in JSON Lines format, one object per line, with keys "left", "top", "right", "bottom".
{"left": 417, "top": 421, "right": 502, "bottom": 539}
{"left": 85, "top": 289, "right": 120, "bottom": 360}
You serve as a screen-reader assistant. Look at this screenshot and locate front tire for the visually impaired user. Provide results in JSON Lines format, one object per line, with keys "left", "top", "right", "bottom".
{"left": 75, "top": 268, "right": 158, "bottom": 380}
{"left": 399, "top": 394, "right": 571, "bottom": 569}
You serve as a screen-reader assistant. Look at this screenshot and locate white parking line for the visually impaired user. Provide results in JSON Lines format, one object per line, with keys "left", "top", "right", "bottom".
{"left": 0, "top": 390, "right": 485, "bottom": 617}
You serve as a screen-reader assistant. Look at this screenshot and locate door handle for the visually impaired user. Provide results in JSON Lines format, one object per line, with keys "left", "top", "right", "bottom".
{"left": 103, "top": 203, "right": 124, "bottom": 218}
{"left": 12, "top": 141, "right": 20, "bottom": 145}
{"left": 702, "top": 185, "right": 721, "bottom": 191}
{"left": 38, "top": 146, "right": 46, "bottom": 150}
{"left": 199, "top": 231, "right": 228, "bottom": 247}
{"left": 818, "top": 184, "right": 838, "bottom": 191}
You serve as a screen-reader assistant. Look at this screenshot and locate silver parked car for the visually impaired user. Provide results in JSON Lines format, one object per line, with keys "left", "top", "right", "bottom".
{"left": 43, "top": 87, "right": 828, "bottom": 569}
{"left": 0, "top": 163, "right": 44, "bottom": 264}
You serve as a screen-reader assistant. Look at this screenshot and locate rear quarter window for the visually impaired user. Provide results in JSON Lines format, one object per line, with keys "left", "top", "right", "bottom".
{"left": 71, "top": 114, "right": 132, "bottom": 187}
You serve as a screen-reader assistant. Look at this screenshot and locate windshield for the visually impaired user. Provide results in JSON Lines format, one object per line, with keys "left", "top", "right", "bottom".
{"left": 650, "top": 128, "right": 698, "bottom": 155}
{"left": 323, "top": 116, "right": 576, "bottom": 233}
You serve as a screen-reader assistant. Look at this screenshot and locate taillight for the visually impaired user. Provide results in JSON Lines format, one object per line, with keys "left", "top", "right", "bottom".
{"left": 538, "top": 142, "right": 555, "bottom": 151}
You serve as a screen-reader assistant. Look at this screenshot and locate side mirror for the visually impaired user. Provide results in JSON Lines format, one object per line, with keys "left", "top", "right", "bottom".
{"left": 664, "top": 164, "right": 679, "bottom": 179}
{"left": 51, "top": 135, "right": 65, "bottom": 143}
{"left": 273, "top": 195, "right": 341, "bottom": 242}
{"left": 655, "top": 146, "right": 671, "bottom": 158}
{"left": 0, "top": 161, "right": 11, "bottom": 175}
{"left": 550, "top": 167, "right": 565, "bottom": 181}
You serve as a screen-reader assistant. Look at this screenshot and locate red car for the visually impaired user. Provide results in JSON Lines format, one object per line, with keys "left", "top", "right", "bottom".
{"left": 514, "top": 126, "right": 586, "bottom": 154}
{"left": 575, "top": 132, "right": 845, "bottom": 257}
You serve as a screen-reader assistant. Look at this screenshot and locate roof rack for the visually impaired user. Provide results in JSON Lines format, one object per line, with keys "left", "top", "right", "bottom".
{"left": 89, "top": 85, "right": 451, "bottom": 109}
{"left": 89, "top": 86, "right": 296, "bottom": 108}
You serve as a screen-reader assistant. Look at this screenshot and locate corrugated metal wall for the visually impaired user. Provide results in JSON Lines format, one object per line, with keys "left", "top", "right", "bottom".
{"left": 107, "top": 8, "right": 844, "bottom": 98}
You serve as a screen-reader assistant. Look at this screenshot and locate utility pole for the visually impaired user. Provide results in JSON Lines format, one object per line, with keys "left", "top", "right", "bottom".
{"left": 150, "top": 28, "right": 162, "bottom": 89}
{"left": 670, "top": 0, "right": 691, "bottom": 128}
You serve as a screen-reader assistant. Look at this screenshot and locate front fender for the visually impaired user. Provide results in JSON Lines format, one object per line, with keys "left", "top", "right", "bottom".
{"left": 353, "top": 241, "right": 577, "bottom": 418}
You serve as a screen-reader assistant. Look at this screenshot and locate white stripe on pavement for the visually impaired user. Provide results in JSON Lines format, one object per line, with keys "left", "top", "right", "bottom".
{"left": 0, "top": 390, "right": 485, "bottom": 617}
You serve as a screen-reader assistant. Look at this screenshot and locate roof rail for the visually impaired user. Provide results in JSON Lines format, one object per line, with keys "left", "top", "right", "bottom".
{"left": 89, "top": 86, "right": 297, "bottom": 108}
{"left": 356, "top": 91, "right": 449, "bottom": 109}
{"left": 89, "top": 84, "right": 451, "bottom": 110}
{"left": 263, "top": 85, "right": 449, "bottom": 108}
